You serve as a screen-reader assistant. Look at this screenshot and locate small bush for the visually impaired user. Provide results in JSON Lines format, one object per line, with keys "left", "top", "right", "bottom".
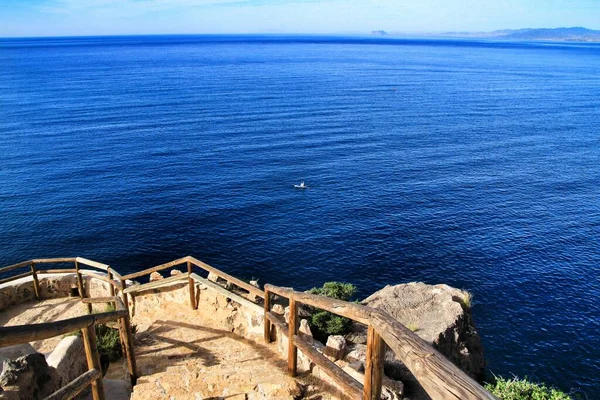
{"left": 96, "top": 324, "right": 123, "bottom": 362}
{"left": 65, "top": 303, "right": 136, "bottom": 365}
{"left": 484, "top": 376, "right": 572, "bottom": 400}
{"left": 308, "top": 282, "right": 356, "bottom": 300}
{"left": 307, "top": 282, "right": 357, "bottom": 342}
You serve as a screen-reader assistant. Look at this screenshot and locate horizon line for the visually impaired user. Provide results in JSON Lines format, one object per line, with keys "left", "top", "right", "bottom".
{"left": 1, "top": 26, "right": 599, "bottom": 40}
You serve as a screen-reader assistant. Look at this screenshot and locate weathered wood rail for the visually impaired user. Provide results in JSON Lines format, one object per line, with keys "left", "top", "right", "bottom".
{"left": 120, "top": 255, "right": 264, "bottom": 310}
{"left": 0, "top": 258, "right": 137, "bottom": 400}
{"left": 264, "top": 284, "right": 497, "bottom": 400}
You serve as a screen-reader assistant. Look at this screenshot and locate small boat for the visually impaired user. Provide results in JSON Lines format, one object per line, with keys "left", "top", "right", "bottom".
{"left": 294, "top": 181, "right": 307, "bottom": 189}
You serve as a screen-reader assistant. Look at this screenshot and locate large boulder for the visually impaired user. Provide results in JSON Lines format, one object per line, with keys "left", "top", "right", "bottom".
{"left": 361, "top": 283, "right": 485, "bottom": 381}
{"left": 0, "top": 344, "right": 36, "bottom": 376}
{"left": 46, "top": 336, "right": 88, "bottom": 389}
{"left": 0, "top": 353, "right": 59, "bottom": 399}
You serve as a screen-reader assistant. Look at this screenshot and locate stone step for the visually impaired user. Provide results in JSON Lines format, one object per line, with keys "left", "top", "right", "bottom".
{"left": 77, "top": 379, "right": 132, "bottom": 400}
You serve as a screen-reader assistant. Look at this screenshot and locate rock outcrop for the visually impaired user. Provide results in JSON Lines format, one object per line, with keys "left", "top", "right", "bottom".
{"left": 0, "top": 353, "right": 58, "bottom": 399}
{"left": 46, "top": 336, "right": 88, "bottom": 390}
{"left": 0, "top": 345, "right": 36, "bottom": 376}
{"left": 0, "top": 337, "right": 88, "bottom": 400}
{"left": 361, "top": 282, "right": 485, "bottom": 381}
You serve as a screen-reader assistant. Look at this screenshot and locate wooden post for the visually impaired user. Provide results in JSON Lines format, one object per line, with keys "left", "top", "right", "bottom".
{"left": 287, "top": 297, "right": 298, "bottom": 377}
{"left": 30, "top": 262, "right": 40, "bottom": 300}
{"left": 107, "top": 269, "right": 115, "bottom": 297}
{"left": 81, "top": 326, "right": 105, "bottom": 400}
{"left": 120, "top": 315, "right": 137, "bottom": 385}
{"left": 118, "top": 275, "right": 137, "bottom": 384}
{"left": 75, "top": 260, "right": 92, "bottom": 314}
{"left": 187, "top": 261, "right": 196, "bottom": 310}
{"left": 363, "top": 325, "right": 385, "bottom": 400}
{"left": 264, "top": 289, "right": 272, "bottom": 343}
{"left": 120, "top": 279, "right": 129, "bottom": 314}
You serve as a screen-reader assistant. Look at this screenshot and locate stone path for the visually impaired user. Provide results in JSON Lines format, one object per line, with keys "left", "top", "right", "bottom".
{"left": 126, "top": 302, "right": 304, "bottom": 400}
{"left": 1, "top": 295, "right": 337, "bottom": 399}
{"left": 0, "top": 297, "right": 88, "bottom": 353}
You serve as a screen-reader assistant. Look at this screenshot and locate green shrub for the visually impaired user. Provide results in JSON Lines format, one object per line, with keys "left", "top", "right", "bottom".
{"left": 95, "top": 324, "right": 123, "bottom": 362}
{"left": 308, "top": 282, "right": 356, "bottom": 300}
{"left": 307, "top": 282, "right": 357, "bottom": 342}
{"left": 484, "top": 376, "right": 572, "bottom": 400}
{"left": 65, "top": 303, "right": 136, "bottom": 364}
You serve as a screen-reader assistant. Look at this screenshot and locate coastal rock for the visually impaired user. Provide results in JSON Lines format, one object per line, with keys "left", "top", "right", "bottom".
{"left": 362, "top": 282, "right": 485, "bottom": 381}
{"left": 249, "top": 280, "right": 260, "bottom": 289}
{"left": 46, "top": 336, "right": 87, "bottom": 390}
{"left": 0, "top": 344, "right": 36, "bottom": 376}
{"left": 271, "top": 304, "right": 285, "bottom": 315}
{"left": 0, "top": 353, "right": 59, "bottom": 399}
{"left": 324, "top": 335, "right": 346, "bottom": 361}
{"left": 299, "top": 319, "right": 313, "bottom": 340}
{"left": 149, "top": 272, "right": 164, "bottom": 282}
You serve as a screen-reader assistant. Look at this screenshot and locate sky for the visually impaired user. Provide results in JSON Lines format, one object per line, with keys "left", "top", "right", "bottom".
{"left": 1, "top": 0, "right": 599, "bottom": 37}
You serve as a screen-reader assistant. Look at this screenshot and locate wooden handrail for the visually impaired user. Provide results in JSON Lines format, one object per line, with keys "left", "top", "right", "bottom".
{"left": 107, "top": 267, "right": 123, "bottom": 281}
{"left": 0, "top": 260, "right": 32, "bottom": 274}
{"left": 0, "top": 309, "right": 127, "bottom": 348}
{"left": 121, "top": 257, "right": 189, "bottom": 280}
{"left": 76, "top": 257, "right": 109, "bottom": 271}
{"left": 0, "top": 271, "right": 32, "bottom": 285}
{"left": 36, "top": 269, "right": 77, "bottom": 274}
{"left": 265, "top": 284, "right": 370, "bottom": 325}
{"left": 370, "top": 310, "right": 495, "bottom": 400}
{"left": 123, "top": 274, "right": 187, "bottom": 294}
{"left": 0, "top": 257, "right": 136, "bottom": 395}
{"left": 33, "top": 258, "right": 77, "bottom": 264}
{"left": 44, "top": 368, "right": 102, "bottom": 400}
{"left": 0, "top": 257, "right": 495, "bottom": 399}
{"left": 294, "top": 334, "right": 363, "bottom": 400}
{"left": 264, "top": 284, "right": 496, "bottom": 400}
{"left": 187, "top": 256, "right": 264, "bottom": 299}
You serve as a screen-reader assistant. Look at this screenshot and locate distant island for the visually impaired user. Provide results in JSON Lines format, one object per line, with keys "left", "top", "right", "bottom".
{"left": 376, "top": 27, "right": 600, "bottom": 42}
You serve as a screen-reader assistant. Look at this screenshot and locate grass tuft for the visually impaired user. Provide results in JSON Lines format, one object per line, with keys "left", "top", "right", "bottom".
{"left": 406, "top": 322, "right": 419, "bottom": 332}
{"left": 461, "top": 291, "right": 473, "bottom": 308}
{"left": 484, "top": 376, "right": 572, "bottom": 400}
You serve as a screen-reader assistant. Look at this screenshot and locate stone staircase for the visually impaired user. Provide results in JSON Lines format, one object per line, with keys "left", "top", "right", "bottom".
{"left": 123, "top": 300, "right": 303, "bottom": 400}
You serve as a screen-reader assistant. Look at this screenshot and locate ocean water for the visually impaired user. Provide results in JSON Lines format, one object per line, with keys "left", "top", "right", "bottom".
{"left": 1, "top": 35, "right": 599, "bottom": 397}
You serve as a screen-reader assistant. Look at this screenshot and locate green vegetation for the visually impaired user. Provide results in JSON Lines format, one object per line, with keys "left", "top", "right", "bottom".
{"left": 406, "top": 322, "right": 419, "bottom": 332}
{"left": 95, "top": 324, "right": 124, "bottom": 362}
{"left": 485, "top": 376, "right": 572, "bottom": 400}
{"left": 461, "top": 291, "right": 473, "bottom": 308}
{"left": 307, "top": 282, "right": 357, "bottom": 342}
{"left": 66, "top": 303, "right": 135, "bottom": 364}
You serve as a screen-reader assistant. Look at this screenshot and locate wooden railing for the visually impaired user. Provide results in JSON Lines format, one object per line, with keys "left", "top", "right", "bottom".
{"left": 0, "top": 258, "right": 137, "bottom": 400}
{"left": 263, "top": 284, "right": 496, "bottom": 400}
{"left": 1, "top": 256, "right": 496, "bottom": 400}
{"left": 120, "top": 255, "right": 264, "bottom": 310}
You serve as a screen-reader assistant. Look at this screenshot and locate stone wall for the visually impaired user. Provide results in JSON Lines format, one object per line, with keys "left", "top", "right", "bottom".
{"left": 0, "top": 272, "right": 112, "bottom": 311}
{"left": 128, "top": 273, "right": 264, "bottom": 341}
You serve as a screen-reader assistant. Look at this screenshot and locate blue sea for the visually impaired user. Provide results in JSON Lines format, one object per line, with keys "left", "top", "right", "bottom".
{"left": 1, "top": 35, "right": 599, "bottom": 397}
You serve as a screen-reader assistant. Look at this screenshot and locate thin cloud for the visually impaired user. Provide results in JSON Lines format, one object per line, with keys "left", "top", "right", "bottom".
{"left": 35, "top": 0, "right": 325, "bottom": 14}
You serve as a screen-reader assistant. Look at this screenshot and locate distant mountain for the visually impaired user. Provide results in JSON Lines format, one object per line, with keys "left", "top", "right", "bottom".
{"left": 440, "top": 27, "right": 600, "bottom": 42}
